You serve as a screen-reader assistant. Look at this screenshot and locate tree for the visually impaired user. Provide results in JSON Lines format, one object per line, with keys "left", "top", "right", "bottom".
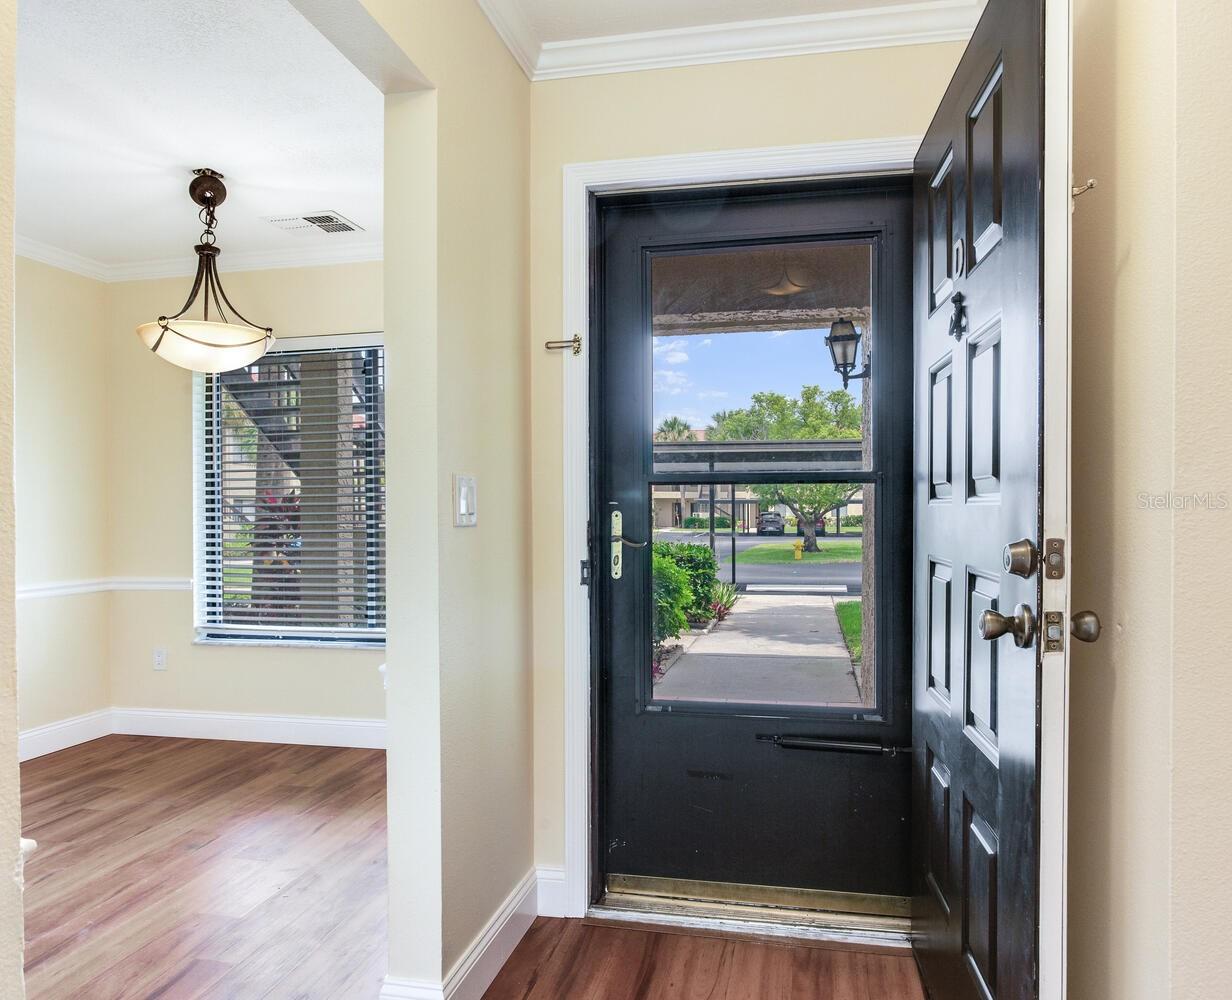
{"left": 708, "top": 387, "right": 860, "bottom": 442}
{"left": 753, "top": 482, "right": 861, "bottom": 552}
{"left": 709, "top": 386, "right": 861, "bottom": 552}
{"left": 655, "top": 415, "right": 696, "bottom": 441}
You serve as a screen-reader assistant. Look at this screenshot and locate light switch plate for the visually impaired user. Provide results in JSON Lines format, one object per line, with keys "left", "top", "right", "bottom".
{"left": 453, "top": 474, "right": 478, "bottom": 527}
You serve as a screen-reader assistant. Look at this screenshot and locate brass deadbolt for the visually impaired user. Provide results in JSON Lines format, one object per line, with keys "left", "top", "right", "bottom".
{"left": 1003, "top": 539, "right": 1038, "bottom": 578}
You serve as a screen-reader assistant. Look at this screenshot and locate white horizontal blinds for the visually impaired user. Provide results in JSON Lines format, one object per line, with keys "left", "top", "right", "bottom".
{"left": 200, "top": 344, "right": 386, "bottom": 640}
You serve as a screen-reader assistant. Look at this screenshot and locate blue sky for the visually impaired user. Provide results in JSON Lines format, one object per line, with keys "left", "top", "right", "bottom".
{"left": 652, "top": 328, "right": 859, "bottom": 431}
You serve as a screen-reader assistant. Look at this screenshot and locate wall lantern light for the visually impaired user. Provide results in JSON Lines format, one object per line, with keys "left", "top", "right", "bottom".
{"left": 136, "top": 168, "right": 275, "bottom": 373}
{"left": 826, "top": 319, "right": 870, "bottom": 390}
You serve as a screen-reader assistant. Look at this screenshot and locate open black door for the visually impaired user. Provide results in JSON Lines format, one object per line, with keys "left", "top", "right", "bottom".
{"left": 912, "top": 0, "right": 1058, "bottom": 997}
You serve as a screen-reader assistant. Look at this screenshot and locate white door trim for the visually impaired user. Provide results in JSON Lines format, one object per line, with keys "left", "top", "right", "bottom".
{"left": 558, "top": 136, "right": 921, "bottom": 918}
{"left": 1039, "top": 0, "right": 1074, "bottom": 996}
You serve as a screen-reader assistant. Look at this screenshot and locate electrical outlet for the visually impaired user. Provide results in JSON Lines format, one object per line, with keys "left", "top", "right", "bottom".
{"left": 153, "top": 648, "right": 168, "bottom": 672}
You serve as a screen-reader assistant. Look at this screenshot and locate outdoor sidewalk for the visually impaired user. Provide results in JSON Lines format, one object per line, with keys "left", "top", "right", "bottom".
{"left": 655, "top": 593, "right": 862, "bottom": 706}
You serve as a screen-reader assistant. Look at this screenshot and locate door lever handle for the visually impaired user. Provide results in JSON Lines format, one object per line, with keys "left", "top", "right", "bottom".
{"left": 611, "top": 535, "right": 647, "bottom": 549}
{"left": 978, "top": 604, "right": 1036, "bottom": 648}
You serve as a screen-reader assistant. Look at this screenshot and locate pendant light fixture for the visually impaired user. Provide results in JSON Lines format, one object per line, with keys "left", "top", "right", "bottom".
{"left": 763, "top": 252, "right": 810, "bottom": 297}
{"left": 136, "top": 168, "right": 275, "bottom": 373}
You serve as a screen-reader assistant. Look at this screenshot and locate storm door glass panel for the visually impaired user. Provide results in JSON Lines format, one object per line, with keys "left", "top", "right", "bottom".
{"left": 647, "top": 240, "right": 877, "bottom": 712}
{"left": 651, "top": 482, "right": 874, "bottom": 710}
{"left": 651, "top": 242, "right": 872, "bottom": 476}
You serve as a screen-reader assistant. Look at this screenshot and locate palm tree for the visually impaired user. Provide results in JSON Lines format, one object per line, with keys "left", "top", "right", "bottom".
{"left": 655, "top": 416, "right": 696, "bottom": 442}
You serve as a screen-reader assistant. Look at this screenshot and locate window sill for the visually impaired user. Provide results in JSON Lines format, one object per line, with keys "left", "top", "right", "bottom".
{"left": 194, "top": 636, "right": 386, "bottom": 651}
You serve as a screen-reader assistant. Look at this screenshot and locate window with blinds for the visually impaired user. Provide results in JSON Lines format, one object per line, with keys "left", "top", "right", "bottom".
{"left": 194, "top": 338, "right": 386, "bottom": 645}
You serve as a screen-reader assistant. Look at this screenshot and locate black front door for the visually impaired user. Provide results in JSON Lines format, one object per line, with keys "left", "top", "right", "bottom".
{"left": 594, "top": 180, "right": 914, "bottom": 903}
{"left": 911, "top": 0, "right": 1049, "bottom": 997}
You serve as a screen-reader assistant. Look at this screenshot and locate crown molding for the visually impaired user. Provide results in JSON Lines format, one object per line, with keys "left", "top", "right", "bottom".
{"left": 474, "top": 0, "right": 540, "bottom": 79}
{"left": 16, "top": 235, "right": 384, "bottom": 284}
{"left": 14, "top": 236, "right": 112, "bottom": 282}
{"left": 478, "top": 0, "right": 983, "bottom": 82}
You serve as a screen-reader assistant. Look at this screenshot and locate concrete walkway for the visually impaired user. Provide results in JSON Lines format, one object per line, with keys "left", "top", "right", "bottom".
{"left": 655, "top": 593, "right": 861, "bottom": 707}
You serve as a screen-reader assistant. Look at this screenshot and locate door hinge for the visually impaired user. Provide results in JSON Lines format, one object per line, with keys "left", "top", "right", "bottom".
{"left": 1043, "top": 611, "right": 1065, "bottom": 653}
{"left": 580, "top": 560, "right": 592, "bottom": 586}
{"left": 1044, "top": 538, "right": 1066, "bottom": 580}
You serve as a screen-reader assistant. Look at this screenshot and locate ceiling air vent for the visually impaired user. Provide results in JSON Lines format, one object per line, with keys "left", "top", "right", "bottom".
{"left": 264, "top": 211, "right": 365, "bottom": 235}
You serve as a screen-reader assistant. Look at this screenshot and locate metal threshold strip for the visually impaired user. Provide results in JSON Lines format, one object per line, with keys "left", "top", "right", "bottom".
{"left": 594, "top": 875, "right": 911, "bottom": 948}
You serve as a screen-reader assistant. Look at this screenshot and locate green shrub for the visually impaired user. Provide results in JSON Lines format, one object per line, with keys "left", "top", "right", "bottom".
{"left": 682, "top": 515, "right": 732, "bottom": 529}
{"left": 652, "top": 551, "right": 693, "bottom": 650}
{"left": 840, "top": 514, "right": 864, "bottom": 528}
{"left": 653, "top": 541, "right": 718, "bottom": 622}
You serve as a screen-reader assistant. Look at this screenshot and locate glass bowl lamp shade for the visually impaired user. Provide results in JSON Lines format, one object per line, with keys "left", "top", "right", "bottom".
{"left": 136, "top": 169, "right": 274, "bottom": 373}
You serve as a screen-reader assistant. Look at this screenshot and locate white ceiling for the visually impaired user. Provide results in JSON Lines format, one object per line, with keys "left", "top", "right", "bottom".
{"left": 16, "top": 0, "right": 384, "bottom": 280}
{"left": 527, "top": 0, "right": 911, "bottom": 41}
{"left": 478, "top": 0, "right": 984, "bottom": 80}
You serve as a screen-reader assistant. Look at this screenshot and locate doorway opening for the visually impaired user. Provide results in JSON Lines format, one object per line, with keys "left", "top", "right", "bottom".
{"left": 590, "top": 178, "right": 914, "bottom": 930}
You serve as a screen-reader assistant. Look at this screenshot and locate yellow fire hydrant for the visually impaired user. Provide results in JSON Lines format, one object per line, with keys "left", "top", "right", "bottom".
{"left": 793, "top": 538, "right": 804, "bottom": 561}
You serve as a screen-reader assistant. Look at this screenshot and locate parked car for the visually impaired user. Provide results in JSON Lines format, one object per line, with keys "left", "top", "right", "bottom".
{"left": 756, "top": 511, "right": 785, "bottom": 535}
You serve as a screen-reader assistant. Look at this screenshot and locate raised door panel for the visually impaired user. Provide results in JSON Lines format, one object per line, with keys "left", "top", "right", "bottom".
{"left": 968, "top": 320, "right": 1003, "bottom": 500}
{"left": 963, "top": 804, "right": 1000, "bottom": 1000}
{"left": 967, "top": 63, "right": 1005, "bottom": 267}
{"left": 931, "top": 358, "right": 954, "bottom": 501}
{"left": 928, "top": 560, "right": 953, "bottom": 698}
{"left": 930, "top": 150, "right": 956, "bottom": 311}
{"left": 966, "top": 572, "right": 1000, "bottom": 759}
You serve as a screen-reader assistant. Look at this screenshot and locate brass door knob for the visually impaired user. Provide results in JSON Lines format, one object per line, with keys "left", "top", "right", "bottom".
{"left": 979, "top": 604, "right": 1036, "bottom": 648}
{"left": 1071, "top": 610, "right": 1102, "bottom": 643}
{"left": 1003, "top": 538, "right": 1038, "bottom": 578}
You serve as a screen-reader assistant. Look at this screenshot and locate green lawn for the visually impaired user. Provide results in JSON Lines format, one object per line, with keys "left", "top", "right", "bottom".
{"left": 835, "top": 601, "right": 863, "bottom": 663}
{"left": 735, "top": 540, "right": 863, "bottom": 564}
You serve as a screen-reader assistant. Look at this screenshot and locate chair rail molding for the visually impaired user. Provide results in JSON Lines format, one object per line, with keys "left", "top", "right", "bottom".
{"left": 477, "top": 0, "right": 983, "bottom": 81}
{"left": 558, "top": 136, "right": 921, "bottom": 917}
{"left": 15, "top": 577, "right": 193, "bottom": 600}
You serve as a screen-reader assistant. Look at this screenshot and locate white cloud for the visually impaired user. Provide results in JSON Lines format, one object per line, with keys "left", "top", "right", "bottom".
{"left": 654, "top": 369, "right": 691, "bottom": 395}
{"left": 653, "top": 339, "right": 690, "bottom": 364}
{"left": 697, "top": 389, "right": 728, "bottom": 399}
{"left": 700, "top": 338, "right": 712, "bottom": 347}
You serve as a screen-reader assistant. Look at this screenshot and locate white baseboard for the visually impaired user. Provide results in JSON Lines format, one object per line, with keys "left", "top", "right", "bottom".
{"left": 18, "top": 707, "right": 386, "bottom": 760}
{"left": 112, "top": 708, "right": 386, "bottom": 749}
{"left": 18, "top": 709, "right": 113, "bottom": 762}
{"left": 535, "top": 865, "right": 569, "bottom": 918}
{"left": 378, "top": 980, "right": 447, "bottom": 1000}
{"left": 382, "top": 867, "right": 537, "bottom": 1000}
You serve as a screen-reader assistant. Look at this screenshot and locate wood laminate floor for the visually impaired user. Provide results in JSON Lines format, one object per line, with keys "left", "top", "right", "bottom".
{"left": 482, "top": 918, "right": 926, "bottom": 1000}
{"left": 21, "top": 736, "right": 924, "bottom": 999}
{"left": 20, "top": 735, "right": 388, "bottom": 1000}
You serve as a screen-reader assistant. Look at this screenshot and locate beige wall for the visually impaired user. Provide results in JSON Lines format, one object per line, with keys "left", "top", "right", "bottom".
{"left": 104, "top": 262, "right": 386, "bottom": 720}
{"left": 528, "top": 41, "right": 966, "bottom": 869}
{"left": 360, "top": 0, "right": 535, "bottom": 983}
{"left": 0, "top": 0, "right": 26, "bottom": 991}
{"left": 1070, "top": 0, "right": 1177, "bottom": 996}
{"left": 11, "top": 260, "right": 387, "bottom": 728}
{"left": 1171, "top": 0, "right": 1232, "bottom": 995}
{"left": 14, "top": 259, "right": 111, "bottom": 731}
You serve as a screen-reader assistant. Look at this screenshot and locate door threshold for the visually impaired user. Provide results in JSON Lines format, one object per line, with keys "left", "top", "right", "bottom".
{"left": 590, "top": 888, "right": 912, "bottom": 953}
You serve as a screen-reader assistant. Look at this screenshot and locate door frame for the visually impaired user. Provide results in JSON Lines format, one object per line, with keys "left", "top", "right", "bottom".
{"left": 555, "top": 125, "right": 1070, "bottom": 996}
